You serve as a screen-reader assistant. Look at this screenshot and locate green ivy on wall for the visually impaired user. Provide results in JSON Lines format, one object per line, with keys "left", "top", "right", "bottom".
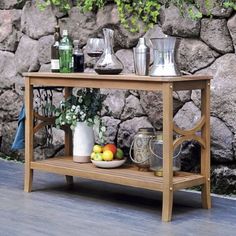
{"left": 114, "top": 0, "right": 161, "bottom": 32}
{"left": 37, "top": 0, "right": 236, "bottom": 32}
{"left": 224, "top": 0, "right": 236, "bottom": 10}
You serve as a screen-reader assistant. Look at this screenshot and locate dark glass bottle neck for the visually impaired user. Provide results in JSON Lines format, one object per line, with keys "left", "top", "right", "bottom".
{"left": 73, "top": 45, "right": 79, "bottom": 54}
{"left": 55, "top": 27, "right": 60, "bottom": 33}
{"left": 54, "top": 26, "right": 61, "bottom": 40}
{"left": 54, "top": 32, "right": 60, "bottom": 42}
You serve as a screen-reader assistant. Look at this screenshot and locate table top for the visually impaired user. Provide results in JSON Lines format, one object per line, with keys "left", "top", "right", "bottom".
{"left": 23, "top": 72, "right": 212, "bottom": 83}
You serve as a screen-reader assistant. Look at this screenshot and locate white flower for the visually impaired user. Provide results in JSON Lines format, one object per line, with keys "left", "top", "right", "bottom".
{"left": 75, "top": 106, "right": 80, "bottom": 113}
{"left": 81, "top": 114, "right": 86, "bottom": 120}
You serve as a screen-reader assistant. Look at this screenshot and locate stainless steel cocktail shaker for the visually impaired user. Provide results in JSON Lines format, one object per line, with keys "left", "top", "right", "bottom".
{"left": 133, "top": 38, "right": 150, "bottom": 76}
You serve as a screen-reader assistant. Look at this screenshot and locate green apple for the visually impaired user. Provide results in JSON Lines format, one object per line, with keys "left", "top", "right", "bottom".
{"left": 115, "top": 148, "right": 124, "bottom": 159}
{"left": 90, "top": 152, "right": 96, "bottom": 160}
{"left": 94, "top": 153, "right": 103, "bottom": 161}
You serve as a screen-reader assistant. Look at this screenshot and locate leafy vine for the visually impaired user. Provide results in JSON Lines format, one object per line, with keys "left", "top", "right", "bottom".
{"left": 37, "top": 0, "right": 236, "bottom": 32}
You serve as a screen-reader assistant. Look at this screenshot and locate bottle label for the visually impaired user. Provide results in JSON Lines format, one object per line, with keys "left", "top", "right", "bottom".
{"left": 59, "top": 45, "right": 71, "bottom": 50}
{"left": 51, "top": 59, "right": 60, "bottom": 70}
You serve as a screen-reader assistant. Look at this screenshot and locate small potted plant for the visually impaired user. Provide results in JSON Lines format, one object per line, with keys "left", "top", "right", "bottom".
{"left": 54, "top": 88, "right": 106, "bottom": 163}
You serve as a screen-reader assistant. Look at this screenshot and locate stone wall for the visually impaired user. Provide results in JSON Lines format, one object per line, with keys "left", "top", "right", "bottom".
{"left": 0, "top": 1, "right": 235, "bottom": 194}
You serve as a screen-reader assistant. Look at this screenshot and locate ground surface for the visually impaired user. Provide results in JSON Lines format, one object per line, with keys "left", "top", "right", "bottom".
{"left": 0, "top": 158, "right": 236, "bottom": 236}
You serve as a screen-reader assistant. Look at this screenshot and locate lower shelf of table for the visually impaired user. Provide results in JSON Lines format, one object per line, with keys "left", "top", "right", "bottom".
{"left": 30, "top": 157, "right": 205, "bottom": 192}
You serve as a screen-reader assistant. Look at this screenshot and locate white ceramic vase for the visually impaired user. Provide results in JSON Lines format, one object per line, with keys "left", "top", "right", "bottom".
{"left": 73, "top": 122, "right": 95, "bottom": 163}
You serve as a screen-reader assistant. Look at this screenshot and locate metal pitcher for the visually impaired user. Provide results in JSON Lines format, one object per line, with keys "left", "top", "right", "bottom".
{"left": 150, "top": 36, "right": 180, "bottom": 77}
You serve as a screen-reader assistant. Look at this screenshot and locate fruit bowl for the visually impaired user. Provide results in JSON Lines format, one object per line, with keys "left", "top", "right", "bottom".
{"left": 91, "top": 158, "right": 126, "bottom": 169}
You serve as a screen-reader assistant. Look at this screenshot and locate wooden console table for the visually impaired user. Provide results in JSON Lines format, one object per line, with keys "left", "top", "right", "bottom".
{"left": 23, "top": 72, "right": 212, "bottom": 222}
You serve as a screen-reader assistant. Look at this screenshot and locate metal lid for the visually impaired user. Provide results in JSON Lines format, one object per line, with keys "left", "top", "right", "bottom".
{"left": 62, "top": 30, "right": 68, "bottom": 36}
{"left": 134, "top": 37, "right": 150, "bottom": 54}
{"left": 138, "top": 127, "right": 155, "bottom": 134}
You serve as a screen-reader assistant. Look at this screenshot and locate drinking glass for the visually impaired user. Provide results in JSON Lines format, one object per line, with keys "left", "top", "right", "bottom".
{"left": 86, "top": 38, "right": 104, "bottom": 59}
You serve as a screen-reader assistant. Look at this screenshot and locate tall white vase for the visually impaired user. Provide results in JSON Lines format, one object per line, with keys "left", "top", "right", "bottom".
{"left": 73, "top": 122, "right": 95, "bottom": 163}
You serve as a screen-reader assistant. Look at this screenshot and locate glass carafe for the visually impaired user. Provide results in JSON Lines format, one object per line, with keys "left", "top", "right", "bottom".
{"left": 150, "top": 36, "right": 180, "bottom": 76}
{"left": 95, "top": 28, "right": 124, "bottom": 75}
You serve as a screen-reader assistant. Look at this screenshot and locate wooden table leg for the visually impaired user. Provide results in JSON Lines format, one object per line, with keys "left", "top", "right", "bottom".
{"left": 64, "top": 87, "right": 74, "bottom": 186}
{"left": 24, "top": 77, "right": 34, "bottom": 192}
{"left": 162, "top": 83, "right": 174, "bottom": 222}
{"left": 201, "top": 80, "right": 211, "bottom": 209}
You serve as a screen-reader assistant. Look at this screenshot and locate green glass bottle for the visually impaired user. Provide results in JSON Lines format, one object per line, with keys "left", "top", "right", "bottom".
{"left": 59, "top": 30, "right": 73, "bottom": 73}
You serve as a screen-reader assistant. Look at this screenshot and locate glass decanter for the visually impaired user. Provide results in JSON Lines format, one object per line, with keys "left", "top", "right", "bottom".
{"left": 95, "top": 28, "right": 124, "bottom": 75}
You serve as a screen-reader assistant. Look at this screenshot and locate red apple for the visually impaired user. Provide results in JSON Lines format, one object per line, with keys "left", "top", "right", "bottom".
{"left": 103, "top": 144, "right": 117, "bottom": 155}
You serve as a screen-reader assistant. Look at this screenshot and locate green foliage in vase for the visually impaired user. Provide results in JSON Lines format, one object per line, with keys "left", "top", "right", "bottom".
{"left": 51, "top": 88, "right": 106, "bottom": 142}
{"left": 37, "top": 0, "right": 236, "bottom": 31}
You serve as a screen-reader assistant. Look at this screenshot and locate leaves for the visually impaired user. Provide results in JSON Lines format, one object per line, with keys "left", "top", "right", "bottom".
{"left": 53, "top": 88, "right": 106, "bottom": 142}
{"left": 114, "top": 0, "right": 161, "bottom": 32}
{"left": 224, "top": 0, "right": 236, "bottom": 10}
{"left": 37, "top": 0, "right": 236, "bottom": 33}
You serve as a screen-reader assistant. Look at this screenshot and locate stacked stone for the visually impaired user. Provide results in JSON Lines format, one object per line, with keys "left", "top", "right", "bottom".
{"left": 160, "top": 2, "right": 236, "bottom": 194}
{"left": 0, "top": 1, "right": 63, "bottom": 159}
{"left": 0, "top": 0, "right": 235, "bottom": 194}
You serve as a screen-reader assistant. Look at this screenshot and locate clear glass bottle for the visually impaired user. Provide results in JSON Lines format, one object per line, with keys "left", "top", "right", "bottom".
{"left": 73, "top": 40, "right": 84, "bottom": 73}
{"left": 94, "top": 28, "right": 123, "bottom": 75}
{"left": 59, "top": 30, "right": 73, "bottom": 73}
{"left": 51, "top": 26, "right": 60, "bottom": 73}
